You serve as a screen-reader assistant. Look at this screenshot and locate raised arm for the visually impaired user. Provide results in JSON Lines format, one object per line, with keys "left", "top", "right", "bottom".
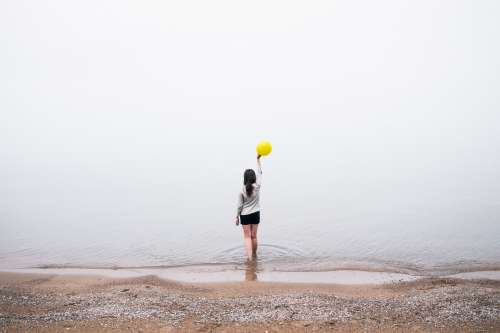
{"left": 256, "top": 154, "right": 263, "bottom": 185}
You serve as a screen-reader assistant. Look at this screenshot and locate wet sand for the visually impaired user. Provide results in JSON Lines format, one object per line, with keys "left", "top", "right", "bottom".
{"left": 0, "top": 265, "right": 423, "bottom": 284}
{"left": 1, "top": 270, "right": 499, "bottom": 332}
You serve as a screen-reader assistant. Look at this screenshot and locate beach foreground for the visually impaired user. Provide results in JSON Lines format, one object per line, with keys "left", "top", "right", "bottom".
{"left": 1, "top": 272, "right": 499, "bottom": 332}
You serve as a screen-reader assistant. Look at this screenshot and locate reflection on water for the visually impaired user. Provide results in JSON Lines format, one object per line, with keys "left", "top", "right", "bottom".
{"left": 1, "top": 239, "right": 500, "bottom": 276}
{"left": 1, "top": 217, "right": 500, "bottom": 275}
{"left": 244, "top": 259, "right": 258, "bottom": 281}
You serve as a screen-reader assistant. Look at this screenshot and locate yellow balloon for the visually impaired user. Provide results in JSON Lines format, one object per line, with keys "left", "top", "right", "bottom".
{"left": 256, "top": 140, "right": 272, "bottom": 156}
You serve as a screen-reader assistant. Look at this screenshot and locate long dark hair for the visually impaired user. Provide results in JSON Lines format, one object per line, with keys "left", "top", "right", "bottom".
{"left": 243, "top": 169, "right": 257, "bottom": 196}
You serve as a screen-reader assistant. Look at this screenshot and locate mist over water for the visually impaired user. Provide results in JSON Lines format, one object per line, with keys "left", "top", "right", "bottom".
{"left": 1, "top": 1, "right": 500, "bottom": 275}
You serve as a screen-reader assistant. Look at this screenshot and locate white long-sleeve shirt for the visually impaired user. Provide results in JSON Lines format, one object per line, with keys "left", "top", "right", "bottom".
{"left": 236, "top": 159, "right": 262, "bottom": 217}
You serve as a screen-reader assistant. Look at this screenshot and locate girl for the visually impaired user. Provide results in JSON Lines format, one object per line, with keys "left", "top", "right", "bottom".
{"left": 235, "top": 154, "right": 263, "bottom": 260}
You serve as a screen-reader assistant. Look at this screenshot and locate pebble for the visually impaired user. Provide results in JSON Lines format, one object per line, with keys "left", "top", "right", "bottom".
{"left": 0, "top": 282, "right": 499, "bottom": 329}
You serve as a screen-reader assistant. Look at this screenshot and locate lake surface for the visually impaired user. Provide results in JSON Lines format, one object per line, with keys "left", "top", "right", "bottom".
{"left": 1, "top": 189, "right": 499, "bottom": 276}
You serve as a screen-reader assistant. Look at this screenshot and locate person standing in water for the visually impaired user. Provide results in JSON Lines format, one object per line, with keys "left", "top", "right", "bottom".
{"left": 236, "top": 154, "right": 263, "bottom": 261}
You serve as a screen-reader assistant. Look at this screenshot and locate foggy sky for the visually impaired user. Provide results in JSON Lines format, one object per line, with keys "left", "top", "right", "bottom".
{"left": 1, "top": 1, "right": 500, "bottom": 251}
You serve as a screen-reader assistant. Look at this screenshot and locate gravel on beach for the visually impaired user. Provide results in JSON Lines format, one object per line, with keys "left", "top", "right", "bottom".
{"left": 1, "top": 273, "right": 499, "bottom": 332}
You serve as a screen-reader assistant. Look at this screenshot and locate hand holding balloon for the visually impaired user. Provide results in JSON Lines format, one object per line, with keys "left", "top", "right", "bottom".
{"left": 256, "top": 140, "right": 272, "bottom": 156}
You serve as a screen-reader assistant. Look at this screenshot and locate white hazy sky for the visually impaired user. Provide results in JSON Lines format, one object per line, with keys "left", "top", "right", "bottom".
{"left": 1, "top": 1, "right": 500, "bottom": 246}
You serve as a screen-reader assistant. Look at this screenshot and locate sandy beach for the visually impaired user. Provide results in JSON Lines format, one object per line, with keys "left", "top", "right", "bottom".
{"left": 1, "top": 271, "right": 499, "bottom": 332}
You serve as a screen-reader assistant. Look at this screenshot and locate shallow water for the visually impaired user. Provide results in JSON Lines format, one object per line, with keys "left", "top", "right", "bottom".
{"left": 1, "top": 209, "right": 499, "bottom": 276}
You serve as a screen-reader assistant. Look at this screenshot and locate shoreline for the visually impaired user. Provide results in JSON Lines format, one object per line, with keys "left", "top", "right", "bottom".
{"left": 1, "top": 271, "right": 499, "bottom": 332}
{"left": 1, "top": 266, "right": 500, "bottom": 284}
{"left": 0, "top": 267, "right": 420, "bottom": 284}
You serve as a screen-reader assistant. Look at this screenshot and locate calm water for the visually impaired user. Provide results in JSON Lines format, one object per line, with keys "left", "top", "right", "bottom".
{"left": 1, "top": 190, "right": 499, "bottom": 275}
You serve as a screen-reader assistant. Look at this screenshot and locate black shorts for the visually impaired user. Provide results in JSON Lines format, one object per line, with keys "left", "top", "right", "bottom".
{"left": 240, "top": 211, "right": 260, "bottom": 225}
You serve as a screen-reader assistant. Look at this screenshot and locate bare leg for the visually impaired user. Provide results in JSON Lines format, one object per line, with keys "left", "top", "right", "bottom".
{"left": 242, "top": 225, "right": 253, "bottom": 260}
{"left": 250, "top": 223, "right": 259, "bottom": 257}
